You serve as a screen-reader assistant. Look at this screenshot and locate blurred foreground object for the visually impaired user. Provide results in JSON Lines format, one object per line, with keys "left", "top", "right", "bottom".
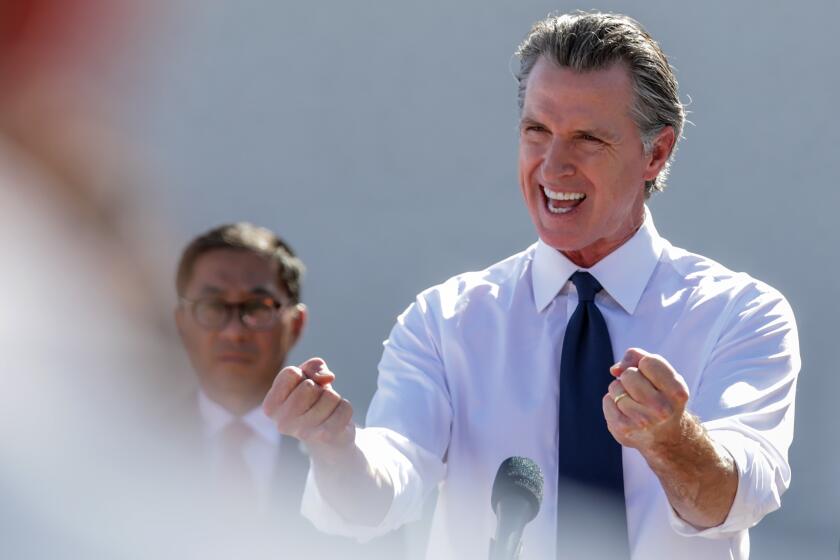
{"left": 0, "top": 1, "right": 303, "bottom": 558}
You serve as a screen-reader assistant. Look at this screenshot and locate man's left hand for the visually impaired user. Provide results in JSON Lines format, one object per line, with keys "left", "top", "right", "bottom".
{"left": 602, "top": 347, "right": 691, "bottom": 452}
{"left": 602, "top": 347, "right": 738, "bottom": 528}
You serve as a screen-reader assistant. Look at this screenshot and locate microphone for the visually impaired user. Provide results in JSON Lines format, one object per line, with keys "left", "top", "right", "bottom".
{"left": 489, "top": 456, "right": 544, "bottom": 560}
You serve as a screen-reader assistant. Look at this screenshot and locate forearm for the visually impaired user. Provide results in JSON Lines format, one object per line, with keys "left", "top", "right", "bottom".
{"left": 641, "top": 412, "right": 738, "bottom": 528}
{"left": 262, "top": 359, "right": 396, "bottom": 525}
{"left": 308, "top": 439, "right": 395, "bottom": 527}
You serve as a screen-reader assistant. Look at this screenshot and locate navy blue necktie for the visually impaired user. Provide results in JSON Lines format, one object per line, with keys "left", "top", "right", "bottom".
{"left": 556, "top": 272, "right": 628, "bottom": 556}
{"left": 557, "top": 271, "right": 623, "bottom": 489}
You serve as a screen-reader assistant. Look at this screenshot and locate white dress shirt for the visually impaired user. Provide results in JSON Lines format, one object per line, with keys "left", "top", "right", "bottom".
{"left": 302, "top": 209, "right": 800, "bottom": 560}
{"left": 198, "top": 391, "right": 284, "bottom": 510}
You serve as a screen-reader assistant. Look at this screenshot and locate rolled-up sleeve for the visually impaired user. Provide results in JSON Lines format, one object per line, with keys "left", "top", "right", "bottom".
{"left": 669, "top": 285, "right": 800, "bottom": 537}
{"left": 301, "top": 427, "right": 445, "bottom": 539}
{"left": 302, "top": 293, "right": 451, "bottom": 539}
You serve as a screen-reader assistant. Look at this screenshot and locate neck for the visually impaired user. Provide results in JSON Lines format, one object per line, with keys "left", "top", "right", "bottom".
{"left": 561, "top": 210, "right": 644, "bottom": 268}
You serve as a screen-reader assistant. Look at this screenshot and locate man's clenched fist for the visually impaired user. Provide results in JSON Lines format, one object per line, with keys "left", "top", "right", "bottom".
{"left": 262, "top": 357, "right": 355, "bottom": 448}
{"left": 602, "top": 348, "right": 691, "bottom": 452}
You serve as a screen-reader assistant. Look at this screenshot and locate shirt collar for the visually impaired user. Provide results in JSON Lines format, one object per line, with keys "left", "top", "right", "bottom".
{"left": 197, "top": 389, "right": 282, "bottom": 446}
{"left": 532, "top": 206, "right": 664, "bottom": 314}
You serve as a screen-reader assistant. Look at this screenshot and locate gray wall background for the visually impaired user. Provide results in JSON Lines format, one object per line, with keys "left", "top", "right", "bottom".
{"left": 131, "top": 1, "right": 839, "bottom": 557}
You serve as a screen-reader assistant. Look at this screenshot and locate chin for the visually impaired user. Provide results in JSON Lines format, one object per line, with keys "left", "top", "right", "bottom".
{"left": 214, "top": 377, "right": 261, "bottom": 399}
{"left": 536, "top": 229, "right": 585, "bottom": 253}
{"left": 210, "top": 364, "right": 256, "bottom": 381}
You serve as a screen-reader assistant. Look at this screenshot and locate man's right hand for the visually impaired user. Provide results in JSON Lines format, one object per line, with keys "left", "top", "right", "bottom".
{"left": 263, "top": 357, "right": 393, "bottom": 525}
{"left": 262, "top": 357, "right": 355, "bottom": 452}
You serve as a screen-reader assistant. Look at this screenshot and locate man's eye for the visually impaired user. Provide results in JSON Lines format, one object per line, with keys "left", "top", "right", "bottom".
{"left": 242, "top": 300, "right": 273, "bottom": 314}
{"left": 203, "top": 300, "right": 228, "bottom": 311}
{"left": 521, "top": 123, "right": 547, "bottom": 134}
{"left": 579, "top": 134, "right": 602, "bottom": 143}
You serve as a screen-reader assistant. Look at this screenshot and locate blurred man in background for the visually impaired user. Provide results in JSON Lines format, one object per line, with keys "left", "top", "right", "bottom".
{"left": 174, "top": 223, "right": 310, "bottom": 515}
{"left": 173, "top": 223, "right": 403, "bottom": 558}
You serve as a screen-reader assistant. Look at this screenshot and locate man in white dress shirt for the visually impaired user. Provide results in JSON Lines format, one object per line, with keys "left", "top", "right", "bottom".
{"left": 263, "top": 13, "right": 800, "bottom": 559}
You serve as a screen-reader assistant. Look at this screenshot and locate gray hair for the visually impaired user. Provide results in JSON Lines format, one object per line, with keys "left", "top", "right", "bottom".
{"left": 515, "top": 12, "right": 685, "bottom": 196}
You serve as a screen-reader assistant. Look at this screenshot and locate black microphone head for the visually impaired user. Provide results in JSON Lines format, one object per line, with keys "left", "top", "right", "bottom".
{"left": 491, "top": 456, "right": 544, "bottom": 522}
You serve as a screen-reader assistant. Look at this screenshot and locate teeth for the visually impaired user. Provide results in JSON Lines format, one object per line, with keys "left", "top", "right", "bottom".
{"left": 548, "top": 205, "right": 573, "bottom": 214}
{"left": 543, "top": 187, "right": 586, "bottom": 201}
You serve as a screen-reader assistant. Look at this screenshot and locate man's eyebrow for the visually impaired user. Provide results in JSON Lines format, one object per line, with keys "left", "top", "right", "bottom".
{"left": 250, "top": 286, "right": 280, "bottom": 297}
{"left": 196, "top": 286, "right": 223, "bottom": 295}
{"left": 518, "top": 115, "right": 619, "bottom": 140}
{"left": 519, "top": 115, "right": 543, "bottom": 128}
{"left": 193, "top": 285, "right": 280, "bottom": 298}
{"left": 576, "top": 127, "right": 620, "bottom": 141}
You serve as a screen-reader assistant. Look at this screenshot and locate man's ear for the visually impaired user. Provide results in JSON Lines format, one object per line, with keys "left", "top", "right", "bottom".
{"left": 642, "top": 125, "right": 676, "bottom": 183}
{"left": 289, "top": 303, "right": 307, "bottom": 346}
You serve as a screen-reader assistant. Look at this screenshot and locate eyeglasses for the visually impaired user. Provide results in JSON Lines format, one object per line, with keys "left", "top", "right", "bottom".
{"left": 180, "top": 296, "right": 288, "bottom": 331}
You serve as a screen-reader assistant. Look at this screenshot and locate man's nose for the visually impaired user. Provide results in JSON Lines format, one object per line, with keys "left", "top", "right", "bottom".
{"left": 542, "top": 139, "right": 576, "bottom": 179}
{"left": 217, "top": 312, "right": 250, "bottom": 340}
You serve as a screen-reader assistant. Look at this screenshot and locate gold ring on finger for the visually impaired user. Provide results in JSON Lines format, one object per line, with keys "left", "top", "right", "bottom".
{"left": 613, "top": 392, "right": 630, "bottom": 405}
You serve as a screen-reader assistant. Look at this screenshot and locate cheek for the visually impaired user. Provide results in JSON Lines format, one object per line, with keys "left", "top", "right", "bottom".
{"left": 518, "top": 153, "right": 540, "bottom": 203}
{"left": 584, "top": 156, "right": 631, "bottom": 194}
{"left": 256, "top": 331, "right": 288, "bottom": 363}
{"left": 611, "top": 149, "right": 648, "bottom": 185}
{"left": 518, "top": 143, "right": 541, "bottom": 176}
{"left": 185, "top": 331, "right": 216, "bottom": 366}
{"left": 181, "top": 324, "right": 203, "bottom": 348}
{"left": 517, "top": 151, "right": 527, "bottom": 189}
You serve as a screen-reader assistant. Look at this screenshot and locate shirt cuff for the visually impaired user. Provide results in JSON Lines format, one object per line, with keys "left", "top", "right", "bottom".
{"left": 666, "top": 427, "right": 784, "bottom": 538}
{"left": 301, "top": 427, "right": 444, "bottom": 541}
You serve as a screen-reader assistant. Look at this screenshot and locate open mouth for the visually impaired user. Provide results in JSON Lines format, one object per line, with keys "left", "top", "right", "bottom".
{"left": 542, "top": 186, "right": 586, "bottom": 214}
